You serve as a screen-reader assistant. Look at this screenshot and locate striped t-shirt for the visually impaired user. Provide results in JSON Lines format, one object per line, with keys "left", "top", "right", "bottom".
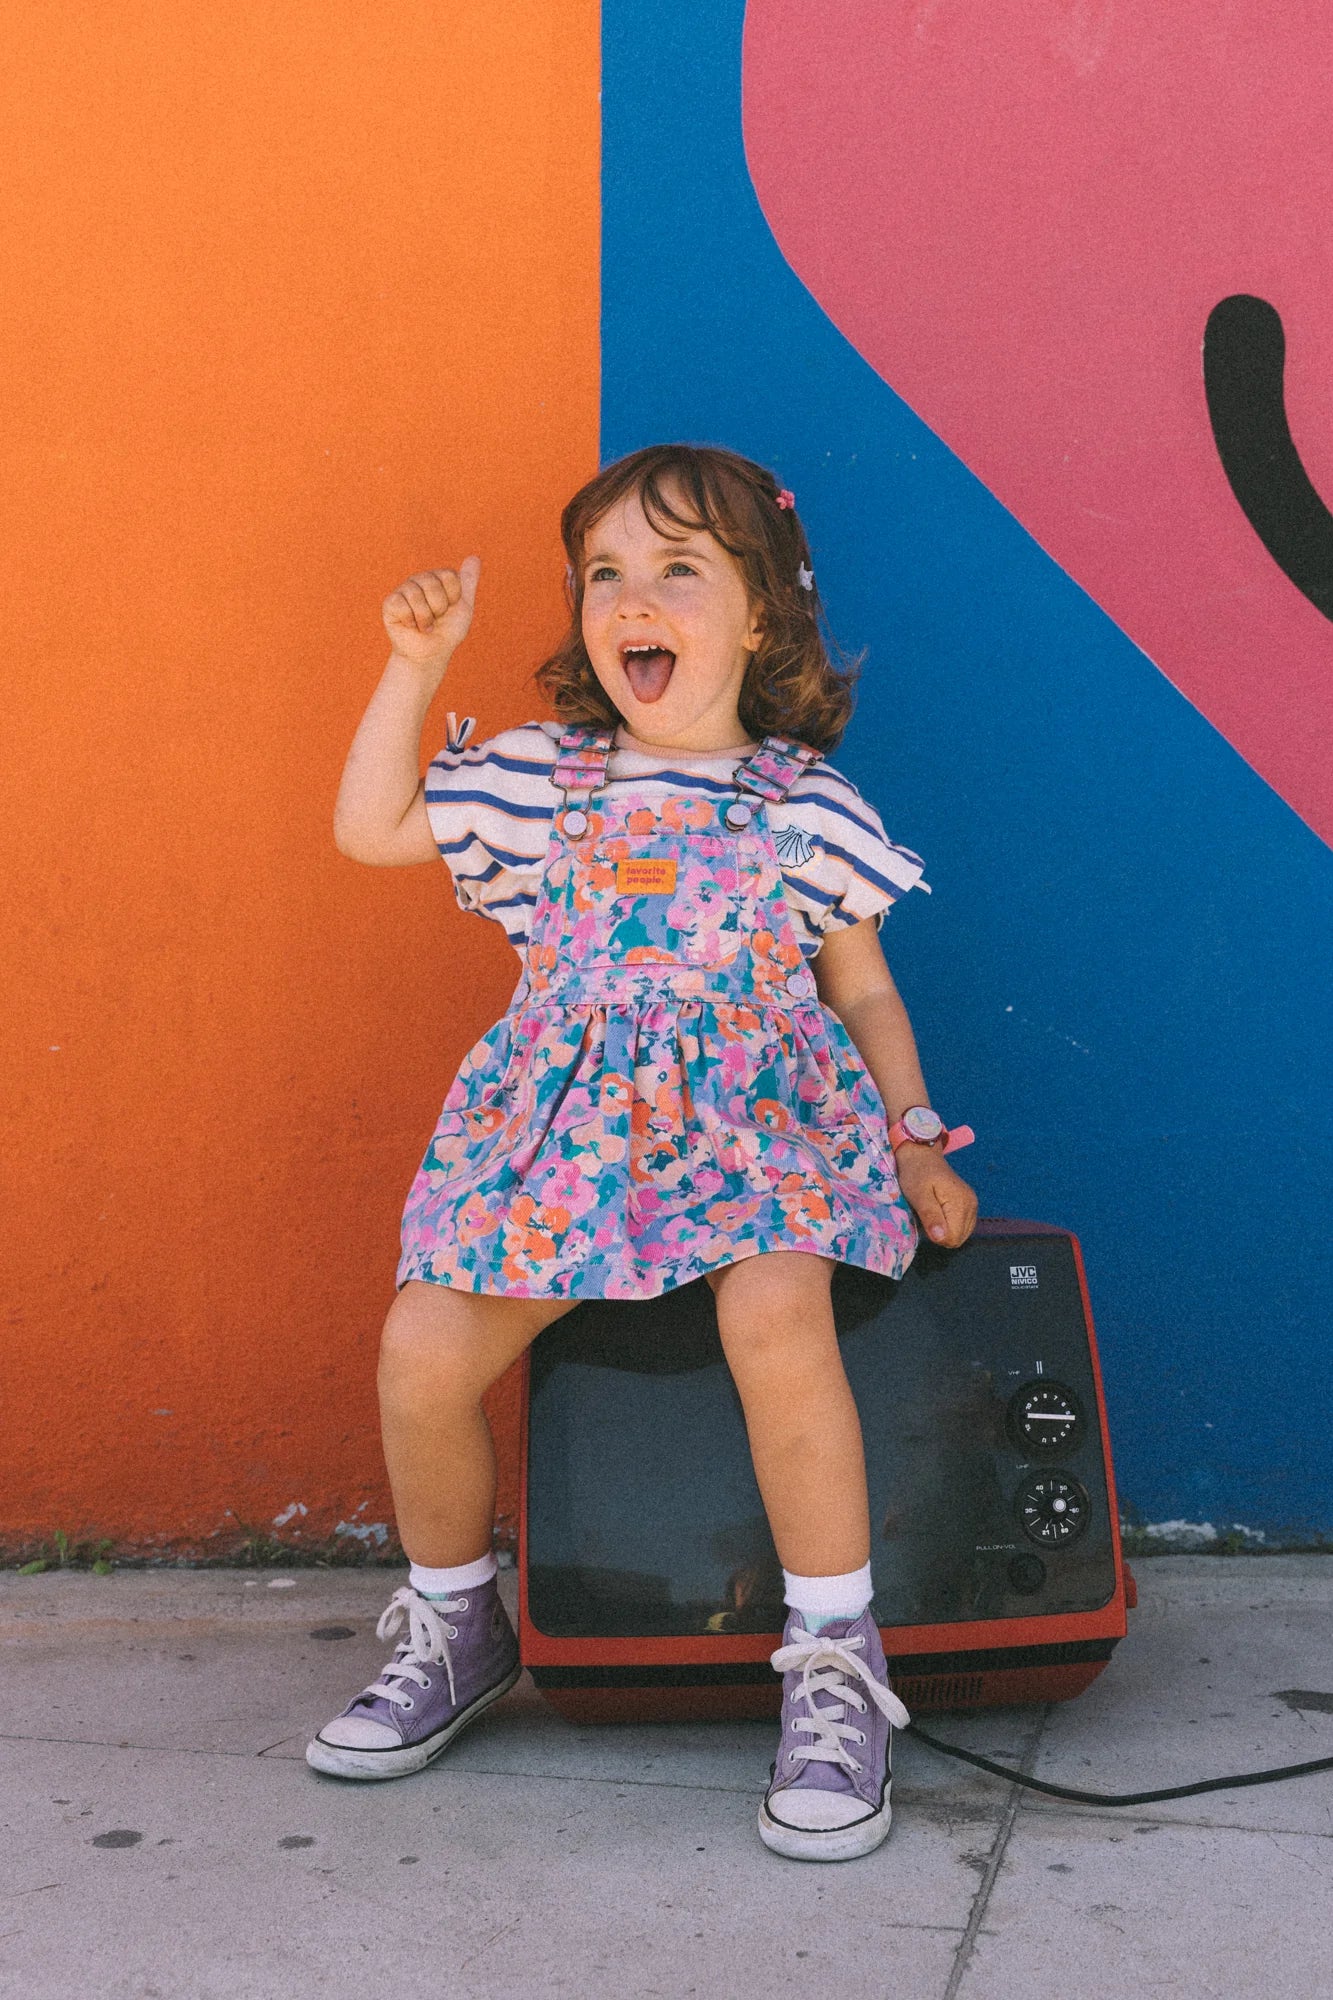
{"left": 423, "top": 719, "right": 928, "bottom": 961}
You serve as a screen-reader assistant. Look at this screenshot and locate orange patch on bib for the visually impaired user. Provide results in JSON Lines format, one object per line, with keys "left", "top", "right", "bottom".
{"left": 616, "top": 857, "right": 678, "bottom": 894}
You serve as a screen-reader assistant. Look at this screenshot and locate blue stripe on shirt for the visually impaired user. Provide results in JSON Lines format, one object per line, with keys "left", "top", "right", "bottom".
{"left": 785, "top": 872, "right": 837, "bottom": 913}
{"left": 424, "top": 786, "right": 555, "bottom": 822}
{"left": 433, "top": 839, "right": 541, "bottom": 872}
{"left": 430, "top": 747, "right": 559, "bottom": 781}
{"left": 818, "top": 836, "right": 906, "bottom": 901}
{"left": 427, "top": 769, "right": 895, "bottom": 846}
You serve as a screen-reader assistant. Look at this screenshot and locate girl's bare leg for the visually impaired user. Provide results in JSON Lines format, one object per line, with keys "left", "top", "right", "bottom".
{"left": 378, "top": 1279, "right": 581, "bottom": 1567}
{"left": 707, "top": 1251, "right": 870, "bottom": 1575}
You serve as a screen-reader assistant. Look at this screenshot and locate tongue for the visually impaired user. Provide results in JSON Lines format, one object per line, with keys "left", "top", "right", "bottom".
{"left": 624, "top": 649, "right": 675, "bottom": 703}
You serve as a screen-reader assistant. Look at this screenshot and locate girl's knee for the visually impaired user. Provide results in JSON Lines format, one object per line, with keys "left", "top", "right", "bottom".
{"left": 382, "top": 1279, "right": 461, "bottom": 1344}
{"left": 710, "top": 1253, "right": 835, "bottom": 1335}
{"left": 377, "top": 1280, "right": 576, "bottom": 1400}
{"left": 378, "top": 1283, "right": 490, "bottom": 1399}
{"left": 713, "top": 1259, "right": 840, "bottom": 1384}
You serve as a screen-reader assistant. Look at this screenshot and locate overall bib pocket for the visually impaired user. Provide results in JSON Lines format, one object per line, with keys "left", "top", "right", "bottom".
{"left": 571, "top": 829, "right": 747, "bottom": 969}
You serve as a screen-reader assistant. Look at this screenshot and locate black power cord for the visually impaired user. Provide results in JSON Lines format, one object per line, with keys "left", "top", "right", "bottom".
{"left": 905, "top": 1720, "right": 1333, "bottom": 1807}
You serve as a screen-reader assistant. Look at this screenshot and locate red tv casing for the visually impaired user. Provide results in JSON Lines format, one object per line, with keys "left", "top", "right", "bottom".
{"left": 519, "top": 1223, "right": 1131, "bottom": 1723}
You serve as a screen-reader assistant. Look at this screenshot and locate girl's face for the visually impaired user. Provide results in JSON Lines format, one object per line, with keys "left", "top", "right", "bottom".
{"left": 579, "top": 485, "right": 764, "bottom": 751}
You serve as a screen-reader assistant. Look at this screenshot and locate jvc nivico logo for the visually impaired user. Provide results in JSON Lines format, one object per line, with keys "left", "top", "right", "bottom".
{"left": 1010, "top": 1265, "right": 1039, "bottom": 1288}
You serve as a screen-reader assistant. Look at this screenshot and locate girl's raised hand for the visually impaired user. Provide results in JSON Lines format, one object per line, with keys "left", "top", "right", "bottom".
{"left": 382, "top": 557, "right": 481, "bottom": 672}
{"left": 893, "top": 1146, "right": 979, "bottom": 1249}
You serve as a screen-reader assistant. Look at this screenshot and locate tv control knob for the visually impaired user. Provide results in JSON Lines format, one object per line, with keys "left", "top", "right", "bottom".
{"left": 1015, "top": 1471, "right": 1091, "bottom": 1547}
{"left": 1007, "top": 1553, "right": 1047, "bottom": 1595}
{"left": 1007, "top": 1381, "right": 1086, "bottom": 1457}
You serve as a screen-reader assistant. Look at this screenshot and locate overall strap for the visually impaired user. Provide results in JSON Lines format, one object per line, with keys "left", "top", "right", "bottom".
{"left": 551, "top": 723, "right": 617, "bottom": 800}
{"left": 733, "top": 734, "right": 823, "bottom": 805}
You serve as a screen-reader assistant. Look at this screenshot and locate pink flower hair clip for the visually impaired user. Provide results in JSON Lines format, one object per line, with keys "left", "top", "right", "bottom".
{"left": 775, "top": 488, "right": 796, "bottom": 510}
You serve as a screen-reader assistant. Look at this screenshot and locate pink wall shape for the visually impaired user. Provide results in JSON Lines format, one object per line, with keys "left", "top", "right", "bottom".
{"left": 743, "top": 0, "right": 1333, "bottom": 847}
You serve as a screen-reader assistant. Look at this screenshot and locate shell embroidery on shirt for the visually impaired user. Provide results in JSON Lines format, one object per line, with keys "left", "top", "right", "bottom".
{"left": 773, "top": 823, "right": 822, "bottom": 869}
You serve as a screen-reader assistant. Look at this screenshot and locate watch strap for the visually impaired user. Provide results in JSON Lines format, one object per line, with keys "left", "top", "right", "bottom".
{"left": 888, "top": 1113, "right": 976, "bottom": 1155}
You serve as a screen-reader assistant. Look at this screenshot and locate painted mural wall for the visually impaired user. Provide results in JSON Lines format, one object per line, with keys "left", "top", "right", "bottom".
{"left": 602, "top": 0, "right": 1332, "bottom": 1539}
{"left": 3, "top": 1, "right": 599, "bottom": 1557}
{"left": 5, "top": 0, "right": 1330, "bottom": 1562}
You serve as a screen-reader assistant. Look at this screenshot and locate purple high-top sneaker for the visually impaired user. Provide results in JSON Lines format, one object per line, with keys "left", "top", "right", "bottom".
{"left": 759, "top": 1607, "right": 911, "bottom": 1862}
{"left": 306, "top": 1579, "right": 521, "bottom": 1780}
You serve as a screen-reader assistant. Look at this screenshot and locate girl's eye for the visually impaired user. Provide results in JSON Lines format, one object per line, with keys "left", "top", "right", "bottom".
{"left": 585, "top": 562, "right": 697, "bottom": 582}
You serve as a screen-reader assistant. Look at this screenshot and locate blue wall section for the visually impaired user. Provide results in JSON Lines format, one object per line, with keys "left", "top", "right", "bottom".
{"left": 602, "top": 1, "right": 1333, "bottom": 1537}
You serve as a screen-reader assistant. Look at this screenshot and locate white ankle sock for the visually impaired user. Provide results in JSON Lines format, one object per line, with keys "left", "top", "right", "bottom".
{"left": 782, "top": 1562, "right": 874, "bottom": 1633}
{"left": 408, "top": 1552, "right": 498, "bottom": 1599}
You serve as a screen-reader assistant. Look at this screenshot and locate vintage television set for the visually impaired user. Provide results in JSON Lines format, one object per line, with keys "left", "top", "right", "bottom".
{"left": 518, "top": 1221, "right": 1132, "bottom": 1722}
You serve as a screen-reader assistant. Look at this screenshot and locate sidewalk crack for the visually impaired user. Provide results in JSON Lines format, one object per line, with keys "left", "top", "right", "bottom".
{"left": 939, "top": 1705, "right": 1050, "bottom": 2000}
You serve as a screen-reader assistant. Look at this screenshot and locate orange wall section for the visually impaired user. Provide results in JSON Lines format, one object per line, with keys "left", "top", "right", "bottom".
{"left": 1, "top": 2, "right": 600, "bottom": 1556}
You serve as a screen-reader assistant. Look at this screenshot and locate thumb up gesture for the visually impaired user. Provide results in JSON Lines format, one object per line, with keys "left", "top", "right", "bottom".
{"left": 382, "top": 557, "right": 481, "bottom": 673}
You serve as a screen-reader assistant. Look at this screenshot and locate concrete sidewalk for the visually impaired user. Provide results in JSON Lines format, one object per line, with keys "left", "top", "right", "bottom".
{"left": 2, "top": 1556, "right": 1330, "bottom": 2000}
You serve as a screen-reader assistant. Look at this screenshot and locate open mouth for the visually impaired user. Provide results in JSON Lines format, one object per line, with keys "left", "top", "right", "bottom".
{"left": 620, "top": 642, "right": 676, "bottom": 704}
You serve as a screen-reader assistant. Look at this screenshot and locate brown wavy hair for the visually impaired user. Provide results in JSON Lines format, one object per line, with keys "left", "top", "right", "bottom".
{"left": 532, "top": 443, "right": 862, "bottom": 753}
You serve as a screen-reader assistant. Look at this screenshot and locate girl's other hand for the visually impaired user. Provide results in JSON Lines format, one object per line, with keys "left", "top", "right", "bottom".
{"left": 893, "top": 1145, "right": 979, "bottom": 1248}
{"left": 382, "top": 558, "right": 481, "bottom": 672}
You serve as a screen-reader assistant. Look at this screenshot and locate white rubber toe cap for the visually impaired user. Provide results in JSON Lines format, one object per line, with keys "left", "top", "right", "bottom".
{"left": 765, "top": 1787, "right": 874, "bottom": 1831}
{"left": 759, "top": 1788, "right": 893, "bottom": 1862}
{"left": 315, "top": 1714, "right": 401, "bottom": 1750}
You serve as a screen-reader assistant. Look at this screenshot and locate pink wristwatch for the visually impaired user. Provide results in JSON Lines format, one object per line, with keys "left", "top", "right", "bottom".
{"left": 888, "top": 1105, "right": 976, "bottom": 1155}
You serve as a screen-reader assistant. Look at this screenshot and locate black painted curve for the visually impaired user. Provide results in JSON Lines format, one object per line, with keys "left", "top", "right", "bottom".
{"left": 1203, "top": 294, "right": 1333, "bottom": 622}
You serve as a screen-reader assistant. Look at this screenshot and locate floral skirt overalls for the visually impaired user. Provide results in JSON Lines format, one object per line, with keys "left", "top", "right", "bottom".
{"left": 397, "top": 724, "right": 918, "bottom": 1300}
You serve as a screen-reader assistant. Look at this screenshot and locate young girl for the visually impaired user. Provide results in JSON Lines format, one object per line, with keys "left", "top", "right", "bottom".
{"left": 310, "top": 443, "right": 978, "bottom": 1863}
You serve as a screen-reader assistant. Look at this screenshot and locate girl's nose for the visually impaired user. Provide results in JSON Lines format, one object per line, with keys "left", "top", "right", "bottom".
{"left": 614, "top": 573, "right": 660, "bottom": 617}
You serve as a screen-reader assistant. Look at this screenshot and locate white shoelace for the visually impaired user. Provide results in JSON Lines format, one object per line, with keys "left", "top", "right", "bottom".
{"left": 769, "top": 1629, "right": 911, "bottom": 1775}
{"left": 363, "top": 1587, "right": 465, "bottom": 1709}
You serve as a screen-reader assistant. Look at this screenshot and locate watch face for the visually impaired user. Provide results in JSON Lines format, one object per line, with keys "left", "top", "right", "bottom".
{"left": 903, "top": 1106, "right": 945, "bottom": 1143}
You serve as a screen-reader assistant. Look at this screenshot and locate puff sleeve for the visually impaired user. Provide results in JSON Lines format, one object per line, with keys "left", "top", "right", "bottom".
{"left": 421, "top": 716, "right": 552, "bottom": 939}
{"left": 816, "top": 810, "right": 928, "bottom": 939}
{"left": 772, "top": 772, "right": 929, "bottom": 950}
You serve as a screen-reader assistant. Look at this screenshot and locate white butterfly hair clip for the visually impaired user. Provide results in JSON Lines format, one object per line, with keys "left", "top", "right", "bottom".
{"left": 798, "top": 563, "right": 815, "bottom": 592}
